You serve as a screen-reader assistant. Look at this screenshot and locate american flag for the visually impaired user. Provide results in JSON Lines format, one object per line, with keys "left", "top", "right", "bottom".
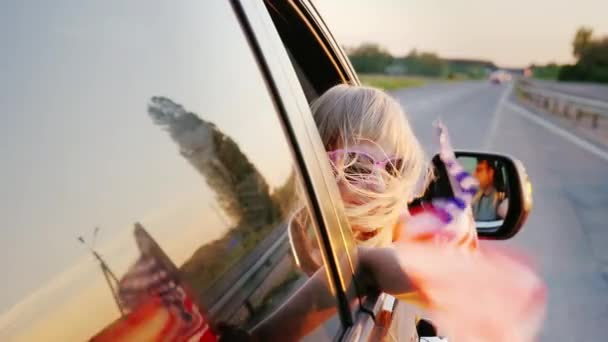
{"left": 92, "top": 225, "right": 217, "bottom": 342}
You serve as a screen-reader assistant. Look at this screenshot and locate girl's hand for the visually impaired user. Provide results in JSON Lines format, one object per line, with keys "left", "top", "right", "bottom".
{"left": 390, "top": 238, "right": 546, "bottom": 342}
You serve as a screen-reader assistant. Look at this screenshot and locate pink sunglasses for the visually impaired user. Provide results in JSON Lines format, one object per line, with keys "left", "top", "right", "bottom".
{"left": 327, "top": 149, "right": 404, "bottom": 176}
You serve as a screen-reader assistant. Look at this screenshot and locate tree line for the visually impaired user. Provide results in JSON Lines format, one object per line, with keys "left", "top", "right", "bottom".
{"left": 560, "top": 27, "right": 608, "bottom": 83}
{"left": 346, "top": 43, "right": 495, "bottom": 79}
{"left": 531, "top": 27, "right": 608, "bottom": 84}
{"left": 349, "top": 27, "right": 608, "bottom": 84}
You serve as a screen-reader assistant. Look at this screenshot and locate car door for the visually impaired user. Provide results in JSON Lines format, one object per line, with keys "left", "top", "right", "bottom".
{"left": 0, "top": 1, "right": 358, "bottom": 340}
{"left": 239, "top": 0, "right": 419, "bottom": 340}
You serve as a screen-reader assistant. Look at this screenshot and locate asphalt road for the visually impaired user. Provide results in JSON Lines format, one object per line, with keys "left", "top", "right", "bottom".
{"left": 391, "top": 81, "right": 608, "bottom": 340}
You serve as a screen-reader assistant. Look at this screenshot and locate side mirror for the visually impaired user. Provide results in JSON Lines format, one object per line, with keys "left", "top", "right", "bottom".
{"left": 413, "top": 151, "right": 533, "bottom": 240}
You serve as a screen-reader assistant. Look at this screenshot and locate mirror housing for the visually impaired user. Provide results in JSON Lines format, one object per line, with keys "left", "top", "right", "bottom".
{"left": 413, "top": 151, "right": 532, "bottom": 240}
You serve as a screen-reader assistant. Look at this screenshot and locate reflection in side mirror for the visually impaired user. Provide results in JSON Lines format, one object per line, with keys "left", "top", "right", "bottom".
{"left": 459, "top": 155, "right": 509, "bottom": 227}
{"left": 414, "top": 151, "right": 533, "bottom": 240}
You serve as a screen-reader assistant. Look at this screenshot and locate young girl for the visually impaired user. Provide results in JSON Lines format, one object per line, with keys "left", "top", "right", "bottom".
{"left": 311, "top": 83, "right": 480, "bottom": 335}
{"left": 290, "top": 84, "right": 476, "bottom": 274}
{"left": 252, "top": 84, "right": 545, "bottom": 342}
{"left": 312, "top": 83, "right": 431, "bottom": 247}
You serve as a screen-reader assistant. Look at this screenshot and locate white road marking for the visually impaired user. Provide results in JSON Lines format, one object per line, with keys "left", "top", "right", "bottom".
{"left": 505, "top": 101, "right": 608, "bottom": 162}
{"left": 483, "top": 83, "right": 513, "bottom": 150}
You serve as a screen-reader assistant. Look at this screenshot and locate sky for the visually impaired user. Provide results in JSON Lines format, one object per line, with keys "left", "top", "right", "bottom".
{"left": 314, "top": 0, "right": 608, "bottom": 67}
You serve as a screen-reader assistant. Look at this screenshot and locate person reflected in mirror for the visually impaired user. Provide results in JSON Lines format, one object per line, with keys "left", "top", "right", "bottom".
{"left": 472, "top": 159, "right": 508, "bottom": 221}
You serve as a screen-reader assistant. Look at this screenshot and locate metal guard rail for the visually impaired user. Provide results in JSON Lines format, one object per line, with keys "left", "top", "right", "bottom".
{"left": 517, "top": 81, "right": 608, "bottom": 128}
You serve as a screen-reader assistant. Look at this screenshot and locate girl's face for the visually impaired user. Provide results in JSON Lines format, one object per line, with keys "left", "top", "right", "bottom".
{"left": 333, "top": 138, "right": 398, "bottom": 235}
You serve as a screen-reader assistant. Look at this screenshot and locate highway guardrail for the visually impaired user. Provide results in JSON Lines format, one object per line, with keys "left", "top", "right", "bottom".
{"left": 517, "top": 80, "right": 608, "bottom": 129}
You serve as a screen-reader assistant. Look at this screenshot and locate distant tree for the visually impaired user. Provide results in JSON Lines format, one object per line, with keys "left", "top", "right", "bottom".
{"left": 573, "top": 27, "right": 594, "bottom": 59}
{"left": 347, "top": 43, "right": 394, "bottom": 74}
{"left": 559, "top": 27, "right": 608, "bottom": 83}
{"left": 403, "top": 50, "right": 447, "bottom": 77}
{"left": 578, "top": 37, "right": 608, "bottom": 67}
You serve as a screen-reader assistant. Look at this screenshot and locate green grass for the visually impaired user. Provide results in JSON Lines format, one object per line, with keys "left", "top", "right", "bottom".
{"left": 359, "top": 74, "right": 427, "bottom": 90}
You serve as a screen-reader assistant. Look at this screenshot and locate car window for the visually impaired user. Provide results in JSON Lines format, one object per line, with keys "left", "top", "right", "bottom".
{"left": 0, "top": 1, "right": 342, "bottom": 340}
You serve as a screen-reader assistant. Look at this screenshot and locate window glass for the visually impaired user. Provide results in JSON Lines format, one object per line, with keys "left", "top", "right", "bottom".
{"left": 0, "top": 1, "right": 340, "bottom": 340}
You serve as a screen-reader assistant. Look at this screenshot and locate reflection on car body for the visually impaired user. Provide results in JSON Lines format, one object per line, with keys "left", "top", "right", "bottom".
{"left": 86, "top": 96, "right": 332, "bottom": 340}
{"left": 91, "top": 224, "right": 216, "bottom": 341}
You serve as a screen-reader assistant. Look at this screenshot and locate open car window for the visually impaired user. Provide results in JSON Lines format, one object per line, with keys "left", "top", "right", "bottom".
{"left": 0, "top": 1, "right": 343, "bottom": 340}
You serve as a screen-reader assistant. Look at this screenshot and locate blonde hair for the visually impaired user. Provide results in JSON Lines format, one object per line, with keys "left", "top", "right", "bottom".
{"left": 311, "top": 84, "right": 428, "bottom": 247}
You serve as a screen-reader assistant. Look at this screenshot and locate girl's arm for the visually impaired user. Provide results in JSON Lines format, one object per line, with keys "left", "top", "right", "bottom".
{"left": 249, "top": 246, "right": 415, "bottom": 341}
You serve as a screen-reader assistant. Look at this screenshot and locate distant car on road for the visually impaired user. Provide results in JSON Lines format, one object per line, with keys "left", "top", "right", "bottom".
{"left": 489, "top": 70, "right": 512, "bottom": 84}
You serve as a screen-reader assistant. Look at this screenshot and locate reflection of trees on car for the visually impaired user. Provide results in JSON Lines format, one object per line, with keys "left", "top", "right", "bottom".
{"left": 147, "top": 97, "right": 301, "bottom": 323}
{"left": 148, "top": 96, "right": 279, "bottom": 229}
